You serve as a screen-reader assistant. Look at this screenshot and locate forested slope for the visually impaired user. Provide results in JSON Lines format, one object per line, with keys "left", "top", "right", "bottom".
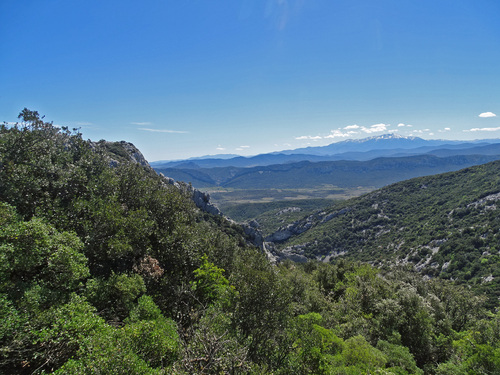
{"left": 1, "top": 110, "right": 500, "bottom": 374}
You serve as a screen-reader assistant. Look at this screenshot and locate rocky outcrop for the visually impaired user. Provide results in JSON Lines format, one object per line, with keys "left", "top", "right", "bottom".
{"left": 265, "top": 207, "right": 351, "bottom": 243}
{"left": 118, "top": 141, "right": 150, "bottom": 167}
{"left": 276, "top": 246, "right": 309, "bottom": 263}
{"left": 96, "top": 140, "right": 151, "bottom": 168}
{"left": 161, "top": 175, "right": 223, "bottom": 217}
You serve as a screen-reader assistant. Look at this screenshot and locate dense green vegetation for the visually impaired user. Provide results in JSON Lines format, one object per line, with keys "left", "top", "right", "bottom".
{"left": 1, "top": 110, "right": 499, "bottom": 374}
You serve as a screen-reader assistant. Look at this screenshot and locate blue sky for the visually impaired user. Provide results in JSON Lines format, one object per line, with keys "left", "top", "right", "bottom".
{"left": 1, "top": 0, "right": 500, "bottom": 161}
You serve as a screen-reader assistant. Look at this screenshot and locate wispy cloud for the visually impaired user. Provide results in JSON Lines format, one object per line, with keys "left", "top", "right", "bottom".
{"left": 139, "top": 128, "right": 188, "bottom": 134}
{"left": 236, "top": 145, "right": 250, "bottom": 151}
{"left": 478, "top": 112, "right": 496, "bottom": 118}
{"left": 295, "top": 135, "right": 322, "bottom": 140}
{"left": 344, "top": 124, "right": 360, "bottom": 130}
{"left": 266, "top": 0, "right": 291, "bottom": 31}
{"left": 131, "top": 121, "right": 152, "bottom": 126}
{"left": 216, "top": 146, "right": 226, "bottom": 151}
{"left": 324, "top": 130, "right": 352, "bottom": 139}
{"left": 465, "top": 127, "right": 500, "bottom": 132}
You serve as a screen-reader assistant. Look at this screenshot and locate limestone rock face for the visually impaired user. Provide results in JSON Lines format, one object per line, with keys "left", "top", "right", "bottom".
{"left": 265, "top": 217, "right": 313, "bottom": 243}
{"left": 191, "top": 188, "right": 222, "bottom": 217}
{"left": 96, "top": 140, "right": 151, "bottom": 169}
{"left": 265, "top": 207, "right": 351, "bottom": 243}
{"left": 161, "top": 177, "right": 223, "bottom": 217}
{"left": 118, "top": 141, "right": 150, "bottom": 167}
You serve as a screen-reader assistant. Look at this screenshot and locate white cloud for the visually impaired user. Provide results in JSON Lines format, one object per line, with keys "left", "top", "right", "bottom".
{"left": 295, "top": 135, "right": 322, "bottom": 140}
{"left": 239, "top": 145, "right": 250, "bottom": 148}
{"left": 323, "top": 123, "right": 389, "bottom": 138}
{"left": 361, "top": 123, "right": 389, "bottom": 133}
{"left": 397, "top": 123, "right": 406, "bottom": 127}
{"left": 444, "top": 127, "right": 451, "bottom": 131}
{"left": 296, "top": 123, "right": 392, "bottom": 142}
{"left": 429, "top": 132, "right": 434, "bottom": 136}
{"left": 325, "top": 129, "right": 351, "bottom": 139}
{"left": 139, "top": 128, "right": 188, "bottom": 134}
{"left": 478, "top": 112, "right": 496, "bottom": 118}
{"left": 131, "top": 121, "right": 151, "bottom": 126}
{"left": 216, "top": 145, "right": 226, "bottom": 151}
{"left": 466, "top": 127, "right": 500, "bottom": 132}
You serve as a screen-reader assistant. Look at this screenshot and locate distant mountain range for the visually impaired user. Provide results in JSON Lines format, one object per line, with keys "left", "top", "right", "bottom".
{"left": 151, "top": 134, "right": 500, "bottom": 169}
{"left": 155, "top": 153, "right": 500, "bottom": 189}
{"left": 276, "top": 133, "right": 463, "bottom": 156}
{"left": 152, "top": 134, "right": 500, "bottom": 190}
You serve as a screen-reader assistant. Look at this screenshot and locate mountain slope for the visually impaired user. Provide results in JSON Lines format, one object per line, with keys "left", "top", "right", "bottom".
{"left": 273, "top": 160, "right": 500, "bottom": 303}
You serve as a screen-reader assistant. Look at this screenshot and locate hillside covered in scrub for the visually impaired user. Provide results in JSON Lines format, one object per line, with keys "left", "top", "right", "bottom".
{"left": 1, "top": 110, "right": 500, "bottom": 374}
{"left": 273, "top": 160, "right": 500, "bottom": 305}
